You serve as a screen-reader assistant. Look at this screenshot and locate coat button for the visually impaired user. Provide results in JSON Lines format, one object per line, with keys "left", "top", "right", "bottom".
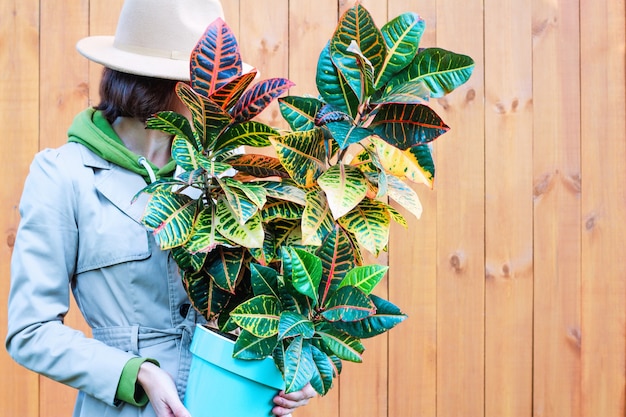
{"left": 179, "top": 303, "right": 191, "bottom": 318}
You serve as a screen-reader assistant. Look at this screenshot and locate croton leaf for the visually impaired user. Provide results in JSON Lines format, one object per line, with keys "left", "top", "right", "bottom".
{"left": 231, "top": 78, "right": 295, "bottom": 122}
{"left": 213, "top": 121, "right": 278, "bottom": 154}
{"left": 209, "top": 70, "right": 257, "bottom": 110}
{"left": 278, "top": 311, "right": 315, "bottom": 340}
{"left": 333, "top": 294, "right": 407, "bottom": 338}
{"left": 233, "top": 330, "right": 278, "bottom": 360}
{"left": 218, "top": 178, "right": 259, "bottom": 225}
{"left": 316, "top": 42, "right": 359, "bottom": 118}
{"left": 338, "top": 264, "right": 388, "bottom": 295}
{"left": 330, "top": 4, "right": 386, "bottom": 99}
{"left": 301, "top": 188, "right": 335, "bottom": 246}
{"left": 190, "top": 17, "right": 242, "bottom": 97}
{"left": 271, "top": 129, "right": 325, "bottom": 188}
{"left": 147, "top": 111, "right": 198, "bottom": 151}
{"left": 309, "top": 344, "right": 336, "bottom": 395}
{"left": 325, "top": 121, "right": 372, "bottom": 150}
{"left": 315, "top": 104, "right": 351, "bottom": 126}
{"left": 142, "top": 191, "right": 196, "bottom": 250}
{"left": 282, "top": 246, "right": 322, "bottom": 305}
{"left": 225, "top": 154, "right": 290, "bottom": 179}
{"left": 176, "top": 83, "right": 232, "bottom": 150}
{"left": 183, "top": 268, "right": 233, "bottom": 321}
{"left": 185, "top": 205, "right": 233, "bottom": 254}
{"left": 279, "top": 96, "right": 324, "bottom": 131}
{"left": 390, "top": 47, "right": 475, "bottom": 98}
{"left": 259, "top": 181, "right": 307, "bottom": 205}
{"left": 315, "top": 322, "right": 364, "bottom": 363}
{"left": 230, "top": 294, "right": 280, "bottom": 337}
{"left": 171, "top": 137, "right": 202, "bottom": 172}
{"left": 320, "top": 285, "right": 375, "bottom": 322}
{"left": 170, "top": 246, "right": 207, "bottom": 273}
{"left": 337, "top": 197, "right": 390, "bottom": 256}
{"left": 386, "top": 203, "right": 408, "bottom": 228}
{"left": 370, "top": 137, "right": 433, "bottom": 187}
{"left": 316, "top": 225, "right": 358, "bottom": 306}
{"left": 261, "top": 199, "right": 304, "bottom": 222}
{"left": 222, "top": 178, "right": 267, "bottom": 208}
{"left": 215, "top": 196, "right": 265, "bottom": 248}
{"left": 386, "top": 174, "right": 423, "bottom": 219}
{"left": 203, "top": 247, "right": 244, "bottom": 294}
{"left": 250, "top": 263, "right": 280, "bottom": 298}
{"left": 370, "top": 103, "right": 449, "bottom": 150}
{"left": 317, "top": 164, "right": 368, "bottom": 219}
{"left": 374, "top": 79, "right": 431, "bottom": 105}
{"left": 284, "top": 337, "right": 315, "bottom": 393}
{"left": 345, "top": 41, "right": 376, "bottom": 100}
{"left": 375, "top": 12, "right": 425, "bottom": 89}
{"left": 269, "top": 218, "right": 304, "bottom": 255}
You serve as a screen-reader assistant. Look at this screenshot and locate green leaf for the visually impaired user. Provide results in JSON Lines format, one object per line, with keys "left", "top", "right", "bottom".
{"left": 170, "top": 246, "right": 207, "bottom": 273}
{"left": 214, "top": 121, "right": 278, "bottom": 154}
{"left": 260, "top": 181, "right": 307, "bottom": 205}
{"left": 338, "top": 198, "right": 390, "bottom": 256}
{"left": 218, "top": 178, "right": 259, "bottom": 225}
{"left": 375, "top": 12, "right": 425, "bottom": 88}
{"left": 284, "top": 337, "right": 315, "bottom": 393}
{"left": 325, "top": 121, "right": 373, "bottom": 150}
{"left": 171, "top": 137, "right": 203, "bottom": 172}
{"left": 390, "top": 47, "right": 475, "bottom": 98}
{"left": 271, "top": 129, "right": 325, "bottom": 188}
{"left": 321, "top": 286, "right": 375, "bottom": 322}
{"left": 176, "top": 83, "right": 232, "bottom": 150}
{"left": 222, "top": 178, "right": 267, "bottom": 208}
{"left": 190, "top": 17, "right": 243, "bottom": 96}
{"left": 334, "top": 294, "right": 408, "bottom": 338}
{"left": 317, "top": 164, "right": 368, "bottom": 219}
{"left": 316, "top": 42, "right": 359, "bottom": 118}
{"left": 215, "top": 196, "right": 265, "bottom": 248}
{"left": 301, "top": 189, "right": 335, "bottom": 246}
{"left": 370, "top": 103, "right": 449, "bottom": 150}
{"left": 147, "top": 111, "right": 198, "bottom": 151}
{"left": 250, "top": 263, "right": 280, "bottom": 298}
{"left": 279, "top": 96, "right": 324, "bottom": 131}
{"left": 374, "top": 79, "right": 431, "bottom": 105}
{"left": 339, "top": 264, "right": 388, "bottom": 295}
{"left": 185, "top": 205, "right": 233, "bottom": 254}
{"left": 330, "top": 4, "right": 386, "bottom": 98}
{"left": 278, "top": 311, "right": 315, "bottom": 340}
{"left": 405, "top": 144, "right": 435, "bottom": 185}
{"left": 309, "top": 344, "right": 336, "bottom": 395}
{"left": 183, "top": 269, "right": 233, "bottom": 321}
{"left": 369, "top": 136, "right": 433, "bottom": 187}
{"left": 282, "top": 247, "right": 322, "bottom": 305}
{"left": 142, "top": 191, "right": 196, "bottom": 250}
{"left": 316, "top": 226, "right": 358, "bottom": 306}
{"left": 315, "top": 322, "right": 364, "bottom": 362}
{"left": 203, "top": 247, "right": 244, "bottom": 294}
{"left": 233, "top": 330, "right": 278, "bottom": 360}
{"left": 230, "top": 295, "right": 280, "bottom": 337}
{"left": 261, "top": 199, "right": 304, "bottom": 222}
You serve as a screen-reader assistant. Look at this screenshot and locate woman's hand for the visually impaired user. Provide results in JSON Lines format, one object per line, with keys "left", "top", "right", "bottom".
{"left": 137, "top": 361, "right": 191, "bottom": 417}
{"left": 272, "top": 383, "right": 317, "bottom": 416}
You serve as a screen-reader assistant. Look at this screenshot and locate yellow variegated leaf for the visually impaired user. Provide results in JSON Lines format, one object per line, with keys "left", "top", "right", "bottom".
{"left": 338, "top": 198, "right": 390, "bottom": 256}
{"left": 370, "top": 136, "right": 432, "bottom": 187}
{"left": 302, "top": 189, "right": 335, "bottom": 246}
{"left": 317, "top": 164, "right": 368, "bottom": 219}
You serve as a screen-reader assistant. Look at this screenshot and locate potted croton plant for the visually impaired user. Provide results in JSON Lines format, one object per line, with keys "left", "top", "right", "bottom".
{"left": 138, "top": 3, "right": 474, "bottom": 416}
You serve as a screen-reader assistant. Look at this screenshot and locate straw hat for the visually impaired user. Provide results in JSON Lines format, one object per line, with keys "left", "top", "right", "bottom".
{"left": 76, "top": 0, "right": 245, "bottom": 81}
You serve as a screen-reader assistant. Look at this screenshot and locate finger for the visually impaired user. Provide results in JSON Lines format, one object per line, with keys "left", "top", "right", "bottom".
{"left": 271, "top": 404, "right": 293, "bottom": 416}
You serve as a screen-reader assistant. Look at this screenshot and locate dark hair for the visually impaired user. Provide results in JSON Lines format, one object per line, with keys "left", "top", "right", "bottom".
{"left": 95, "top": 68, "right": 179, "bottom": 123}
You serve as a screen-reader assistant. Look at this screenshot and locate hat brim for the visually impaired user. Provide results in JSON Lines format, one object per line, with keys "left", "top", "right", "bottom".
{"left": 77, "top": 36, "right": 254, "bottom": 81}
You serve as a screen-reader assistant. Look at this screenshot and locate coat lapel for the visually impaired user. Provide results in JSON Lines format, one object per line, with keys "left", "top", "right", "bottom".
{"left": 80, "top": 146, "right": 150, "bottom": 225}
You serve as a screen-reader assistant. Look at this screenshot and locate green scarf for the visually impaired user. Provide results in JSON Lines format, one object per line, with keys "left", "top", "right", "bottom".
{"left": 67, "top": 108, "right": 176, "bottom": 183}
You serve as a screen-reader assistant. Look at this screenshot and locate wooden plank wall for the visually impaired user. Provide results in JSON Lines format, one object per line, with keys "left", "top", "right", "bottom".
{"left": 1, "top": 0, "right": 624, "bottom": 416}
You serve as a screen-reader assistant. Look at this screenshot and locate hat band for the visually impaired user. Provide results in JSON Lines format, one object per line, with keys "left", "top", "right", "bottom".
{"left": 114, "top": 40, "right": 189, "bottom": 61}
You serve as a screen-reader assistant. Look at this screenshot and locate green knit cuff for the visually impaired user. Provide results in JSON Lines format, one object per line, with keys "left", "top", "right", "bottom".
{"left": 116, "top": 357, "right": 160, "bottom": 407}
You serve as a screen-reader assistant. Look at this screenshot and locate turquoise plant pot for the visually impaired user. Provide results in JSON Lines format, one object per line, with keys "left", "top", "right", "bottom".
{"left": 184, "top": 325, "right": 286, "bottom": 417}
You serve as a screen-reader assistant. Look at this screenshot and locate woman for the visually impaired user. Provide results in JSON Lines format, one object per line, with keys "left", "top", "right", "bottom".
{"left": 5, "top": 0, "right": 315, "bottom": 416}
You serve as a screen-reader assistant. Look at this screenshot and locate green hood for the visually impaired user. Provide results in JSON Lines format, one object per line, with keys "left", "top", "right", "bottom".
{"left": 67, "top": 108, "right": 176, "bottom": 183}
